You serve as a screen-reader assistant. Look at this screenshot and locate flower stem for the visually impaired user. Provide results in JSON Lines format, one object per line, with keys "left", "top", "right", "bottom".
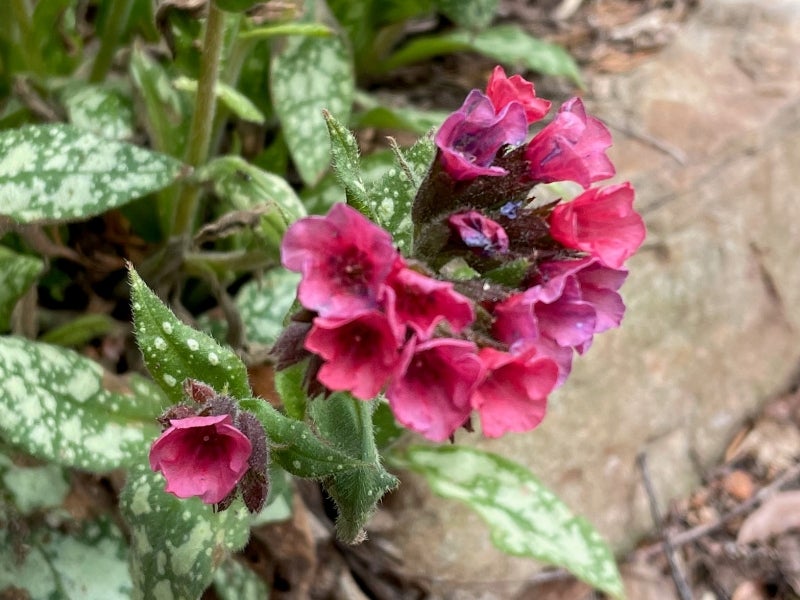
{"left": 171, "top": 5, "right": 227, "bottom": 239}
{"left": 89, "top": 0, "right": 134, "bottom": 83}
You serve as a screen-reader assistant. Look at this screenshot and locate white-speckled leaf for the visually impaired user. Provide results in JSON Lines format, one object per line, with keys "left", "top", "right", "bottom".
{"left": 129, "top": 267, "right": 251, "bottom": 403}
{"left": 271, "top": 33, "right": 354, "bottom": 185}
{"left": 213, "top": 557, "right": 270, "bottom": 600}
{"left": 0, "top": 518, "right": 133, "bottom": 599}
{"left": 0, "top": 246, "right": 44, "bottom": 331}
{"left": 434, "top": 0, "right": 497, "bottom": 29}
{"left": 0, "top": 451, "right": 70, "bottom": 514}
{"left": 174, "top": 76, "right": 266, "bottom": 124}
{"left": 0, "top": 124, "right": 184, "bottom": 224}
{"left": 61, "top": 83, "right": 135, "bottom": 140}
{"left": 397, "top": 445, "right": 625, "bottom": 599}
{"left": 0, "top": 336, "right": 164, "bottom": 471}
{"left": 120, "top": 463, "right": 250, "bottom": 600}
{"left": 368, "top": 137, "right": 435, "bottom": 254}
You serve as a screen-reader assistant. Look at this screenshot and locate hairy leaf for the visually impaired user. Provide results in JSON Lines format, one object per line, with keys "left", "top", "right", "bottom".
{"left": 61, "top": 83, "right": 135, "bottom": 140}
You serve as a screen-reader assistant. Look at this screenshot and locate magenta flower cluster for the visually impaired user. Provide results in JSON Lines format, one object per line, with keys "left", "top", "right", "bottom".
{"left": 278, "top": 66, "right": 645, "bottom": 442}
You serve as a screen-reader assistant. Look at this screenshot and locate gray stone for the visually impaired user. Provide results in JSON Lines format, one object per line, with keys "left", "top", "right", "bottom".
{"left": 381, "top": 1, "right": 800, "bottom": 597}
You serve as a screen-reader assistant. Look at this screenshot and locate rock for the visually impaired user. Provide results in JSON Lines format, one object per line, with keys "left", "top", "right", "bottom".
{"left": 382, "top": 1, "right": 800, "bottom": 597}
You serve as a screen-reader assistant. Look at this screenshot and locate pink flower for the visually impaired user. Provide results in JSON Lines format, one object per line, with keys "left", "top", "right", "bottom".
{"left": 472, "top": 347, "right": 558, "bottom": 437}
{"left": 485, "top": 66, "right": 551, "bottom": 125}
{"left": 525, "top": 97, "right": 615, "bottom": 188}
{"left": 149, "top": 415, "right": 252, "bottom": 504}
{"left": 387, "top": 337, "right": 483, "bottom": 442}
{"left": 386, "top": 267, "right": 474, "bottom": 339}
{"left": 548, "top": 182, "right": 645, "bottom": 269}
{"left": 281, "top": 203, "right": 398, "bottom": 317}
{"left": 435, "top": 90, "right": 528, "bottom": 181}
{"left": 448, "top": 210, "right": 510, "bottom": 255}
{"left": 304, "top": 310, "right": 403, "bottom": 400}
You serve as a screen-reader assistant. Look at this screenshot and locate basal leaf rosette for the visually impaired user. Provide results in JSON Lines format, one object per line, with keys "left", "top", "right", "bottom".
{"left": 277, "top": 66, "right": 646, "bottom": 443}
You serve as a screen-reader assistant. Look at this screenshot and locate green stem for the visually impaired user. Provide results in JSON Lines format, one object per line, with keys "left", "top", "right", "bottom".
{"left": 354, "top": 397, "right": 378, "bottom": 463}
{"left": 89, "top": 0, "right": 135, "bottom": 82}
{"left": 10, "top": 0, "right": 44, "bottom": 75}
{"left": 171, "top": 5, "right": 228, "bottom": 238}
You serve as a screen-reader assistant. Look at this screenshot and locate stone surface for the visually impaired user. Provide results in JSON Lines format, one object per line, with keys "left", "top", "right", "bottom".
{"left": 381, "top": 1, "right": 800, "bottom": 597}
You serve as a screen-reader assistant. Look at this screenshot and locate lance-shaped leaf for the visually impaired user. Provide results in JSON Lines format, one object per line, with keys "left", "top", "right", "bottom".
{"left": 434, "top": 0, "right": 497, "bottom": 29}
{"left": 0, "top": 451, "right": 70, "bottom": 514}
{"left": 323, "top": 110, "right": 373, "bottom": 220}
{"left": 0, "top": 246, "right": 44, "bottom": 332}
{"left": 60, "top": 82, "right": 135, "bottom": 140}
{"left": 394, "top": 445, "right": 625, "bottom": 598}
{"left": 0, "top": 336, "right": 163, "bottom": 471}
{"left": 120, "top": 463, "right": 250, "bottom": 600}
{"left": 0, "top": 124, "right": 184, "bottom": 224}
{"left": 129, "top": 266, "right": 251, "bottom": 403}
{"left": 174, "top": 76, "right": 266, "bottom": 124}
{"left": 213, "top": 557, "right": 270, "bottom": 600}
{"left": 271, "top": 31, "right": 354, "bottom": 185}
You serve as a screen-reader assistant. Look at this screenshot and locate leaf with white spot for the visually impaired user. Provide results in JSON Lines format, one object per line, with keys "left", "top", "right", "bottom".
{"left": 368, "top": 136, "right": 435, "bottom": 254}
{"left": 120, "top": 463, "right": 250, "bottom": 600}
{"left": 271, "top": 31, "right": 355, "bottom": 185}
{"left": 0, "top": 336, "right": 164, "bottom": 471}
{"left": 394, "top": 445, "right": 625, "bottom": 599}
{"left": 0, "top": 246, "right": 44, "bottom": 332}
{"left": 61, "top": 82, "right": 136, "bottom": 140}
{"left": 213, "top": 557, "right": 270, "bottom": 600}
{"left": 174, "top": 76, "right": 266, "bottom": 124}
{"left": 129, "top": 266, "right": 252, "bottom": 403}
{"left": 0, "top": 124, "right": 185, "bottom": 224}
{"left": 434, "top": 0, "right": 497, "bottom": 29}
{"left": 0, "top": 451, "right": 70, "bottom": 514}
{"left": 0, "top": 517, "right": 133, "bottom": 599}
{"left": 323, "top": 110, "right": 374, "bottom": 220}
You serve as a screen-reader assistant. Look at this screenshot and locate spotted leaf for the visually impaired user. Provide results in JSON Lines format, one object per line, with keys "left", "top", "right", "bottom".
{"left": 129, "top": 266, "right": 251, "bottom": 403}
{"left": 0, "top": 336, "right": 163, "bottom": 471}
{"left": 120, "top": 463, "right": 250, "bottom": 600}
{"left": 61, "top": 82, "right": 136, "bottom": 140}
{"left": 0, "top": 124, "right": 184, "bottom": 224}
{"left": 0, "top": 246, "right": 44, "bottom": 332}
{"left": 394, "top": 445, "right": 625, "bottom": 599}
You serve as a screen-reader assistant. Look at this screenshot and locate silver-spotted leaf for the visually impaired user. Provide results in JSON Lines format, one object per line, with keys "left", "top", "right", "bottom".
{"left": 120, "top": 463, "right": 250, "bottom": 600}
{"left": 0, "top": 246, "right": 44, "bottom": 331}
{"left": 0, "top": 336, "right": 163, "bottom": 471}
{"left": 0, "top": 451, "right": 70, "bottom": 514}
{"left": 434, "top": 0, "right": 498, "bottom": 29}
{"left": 0, "top": 124, "right": 184, "bottom": 224}
{"left": 129, "top": 266, "right": 251, "bottom": 402}
{"left": 396, "top": 445, "right": 625, "bottom": 599}
{"left": 213, "top": 557, "right": 270, "bottom": 600}
{"left": 323, "top": 111, "right": 373, "bottom": 220}
{"left": 61, "top": 82, "right": 136, "bottom": 140}
{"left": 271, "top": 32, "right": 354, "bottom": 185}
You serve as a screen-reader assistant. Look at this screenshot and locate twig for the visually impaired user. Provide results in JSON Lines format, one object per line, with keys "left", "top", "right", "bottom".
{"left": 605, "top": 118, "right": 688, "bottom": 165}
{"left": 636, "top": 461, "right": 800, "bottom": 561}
{"left": 637, "top": 452, "right": 693, "bottom": 600}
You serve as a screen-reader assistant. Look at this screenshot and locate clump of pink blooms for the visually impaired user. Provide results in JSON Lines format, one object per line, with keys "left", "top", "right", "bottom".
{"left": 277, "top": 66, "right": 645, "bottom": 442}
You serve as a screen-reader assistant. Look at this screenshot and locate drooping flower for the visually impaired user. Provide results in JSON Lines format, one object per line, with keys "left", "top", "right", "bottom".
{"left": 485, "top": 65, "right": 551, "bottom": 125}
{"left": 435, "top": 89, "right": 528, "bottom": 181}
{"left": 387, "top": 337, "right": 483, "bottom": 442}
{"left": 281, "top": 203, "right": 398, "bottom": 318}
{"left": 548, "top": 182, "right": 645, "bottom": 269}
{"left": 525, "top": 97, "right": 615, "bottom": 188}
{"left": 472, "top": 347, "right": 558, "bottom": 438}
{"left": 150, "top": 414, "right": 252, "bottom": 504}
{"left": 448, "top": 210, "right": 510, "bottom": 255}
{"left": 386, "top": 267, "right": 474, "bottom": 339}
{"left": 304, "top": 310, "right": 403, "bottom": 400}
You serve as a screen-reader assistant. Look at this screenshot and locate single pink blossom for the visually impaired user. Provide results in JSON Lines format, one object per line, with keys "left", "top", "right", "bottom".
{"left": 525, "top": 97, "right": 615, "bottom": 188}
{"left": 548, "top": 182, "right": 645, "bottom": 269}
{"left": 149, "top": 415, "right": 252, "bottom": 504}
{"left": 386, "top": 267, "right": 474, "bottom": 339}
{"left": 448, "top": 210, "right": 510, "bottom": 255}
{"left": 472, "top": 347, "right": 558, "bottom": 437}
{"left": 387, "top": 337, "right": 483, "bottom": 442}
{"left": 281, "top": 203, "right": 398, "bottom": 317}
{"left": 485, "top": 66, "right": 551, "bottom": 124}
{"left": 305, "top": 310, "right": 403, "bottom": 400}
{"left": 435, "top": 90, "right": 528, "bottom": 181}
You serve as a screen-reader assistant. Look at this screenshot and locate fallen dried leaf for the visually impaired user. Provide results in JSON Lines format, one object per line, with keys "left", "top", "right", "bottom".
{"left": 738, "top": 490, "right": 800, "bottom": 545}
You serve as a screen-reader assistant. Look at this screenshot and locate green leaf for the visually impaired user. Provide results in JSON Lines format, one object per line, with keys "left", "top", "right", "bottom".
{"left": 0, "top": 336, "right": 164, "bottom": 471}
{"left": 239, "top": 22, "right": 334, "bottom": 40}
{"left": 0, "top": 518, "right": 133, "bottom": 599}
{"left": 174, "top": 76, "right": 266, "bottom": 124}
{"left": 213, "top": 557, "right": 270, "bottom": 600}
{"left": 394, "top": 445, "right": 625, "bottom": 598}
{"left": 214, "top": 0, "right": 262, "bottom": 12}
{"left": 39, "top": 313, "right": 118, "bottom": 347}
{"left": 250, "top": 466, "right": 293, "bottom": 526}
{"left": 368, "top": 136, "right": 436, "bottom": 253}
{"left": 61, "top": 83, "right": 135, "bottom": 140}
{"left": 353, "top": 102, "right": 449, "bottom": 135}
{"left": 383, "top": 25, "right": 583, "bottom": 85}
{"left": 323, "top": 110, "right": 373, "bottom": 220}
{"left": 372, "top": 400, "right": 404, "bottom": 450}
{"left": 0, "top": 452, "right": 70, "bottom": 514}
{"left": 129, "top": 266, "right": 251, "bottom": 403}
{"left": 120, "top": 463, "right": 250, "bottom": 600}
{"left": 273, "top": 363, "right": 308, "bottom": 421}
{"left": 0, "top": 246, "right": 44, "bottom": 332}
{"left": 0, "top": 124, "right": 185, "bottom": 224}
{"left": 434, "top": 0, "right": 497, "bottom": 29}
{"left": 271, "top": 32, "right": 355, "bottom": 185}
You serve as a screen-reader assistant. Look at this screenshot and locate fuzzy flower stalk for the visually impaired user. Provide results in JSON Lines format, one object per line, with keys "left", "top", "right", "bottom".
{"left": 275, "top": 66, "right": 645, "bottom": 442}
